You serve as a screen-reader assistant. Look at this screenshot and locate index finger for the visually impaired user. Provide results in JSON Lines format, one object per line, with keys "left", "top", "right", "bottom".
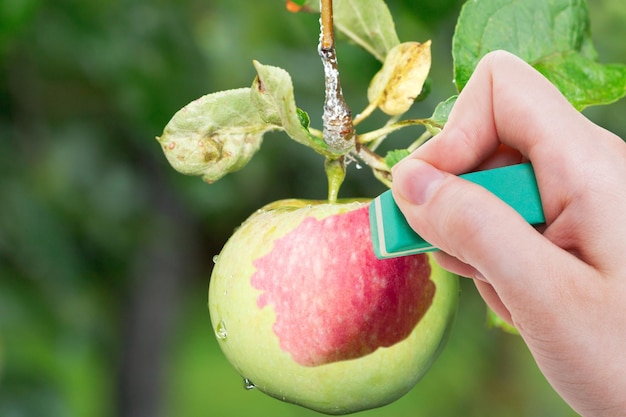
{"left": 413, "top": 50, "right": 593, "bottom": 174}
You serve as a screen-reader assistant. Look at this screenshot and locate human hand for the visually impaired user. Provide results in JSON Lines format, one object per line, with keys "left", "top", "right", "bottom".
{"left": 391, "top": 50, "right": 626, "bottom": 417}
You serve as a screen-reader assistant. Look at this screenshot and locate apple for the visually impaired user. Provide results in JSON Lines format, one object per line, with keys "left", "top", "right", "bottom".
{"left": 208, "top": 198, "right": 458, "bottom": 414}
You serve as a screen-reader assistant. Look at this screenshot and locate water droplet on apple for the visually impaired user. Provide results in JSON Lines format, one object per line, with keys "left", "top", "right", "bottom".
{"left": 212, "top": 255, "right": 219, "bottom": 264}
{"left": 215, "top": 320, "right": 228, "bottom": 340}
{"left": 243, "top": 378, "right": 255, "bottom": 390}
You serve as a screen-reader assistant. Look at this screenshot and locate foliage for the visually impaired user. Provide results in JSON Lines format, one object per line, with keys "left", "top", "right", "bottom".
{"left": 157, "top": 0, "right": 626, "bottom": 202}
{"left": 453, "top": 0, "right": 626, "bottom": 110}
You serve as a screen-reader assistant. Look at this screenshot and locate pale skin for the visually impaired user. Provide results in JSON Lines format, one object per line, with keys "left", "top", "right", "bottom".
{"left": 391, "top": 50, "right": 626, "bottom": 417}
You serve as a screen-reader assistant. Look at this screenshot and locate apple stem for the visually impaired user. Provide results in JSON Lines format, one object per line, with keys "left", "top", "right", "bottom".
{"left": 325, "top": 156, "right": 346, "bottom": 203}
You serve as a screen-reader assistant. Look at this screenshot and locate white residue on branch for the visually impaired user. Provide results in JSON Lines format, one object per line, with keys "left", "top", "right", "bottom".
{"left": 318, "top": 42, "right": 354, "bottom": 153}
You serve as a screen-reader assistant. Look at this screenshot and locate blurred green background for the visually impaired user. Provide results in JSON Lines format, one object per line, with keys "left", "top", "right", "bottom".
{"left": 1, "top": 1, "right": 625, "bottom": 416}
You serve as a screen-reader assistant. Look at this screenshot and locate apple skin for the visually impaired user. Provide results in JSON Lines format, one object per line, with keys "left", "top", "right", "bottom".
{"left": 209, "top": 199, "right": 458, "bottom": 415}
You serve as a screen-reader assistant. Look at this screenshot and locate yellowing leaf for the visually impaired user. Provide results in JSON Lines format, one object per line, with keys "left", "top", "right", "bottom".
{"left": 156, "top": 88, "right": 276, "bottom": 183}
{"left": 251, "top": 61, "right": 340, "bottom": 158}
{"left": 367, "top": 41, "right": 432, "bottom": 116}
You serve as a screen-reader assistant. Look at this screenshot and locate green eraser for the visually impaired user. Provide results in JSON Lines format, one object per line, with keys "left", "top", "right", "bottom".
{"left": 369, "top": 162, "right": 545, "bottom": 259}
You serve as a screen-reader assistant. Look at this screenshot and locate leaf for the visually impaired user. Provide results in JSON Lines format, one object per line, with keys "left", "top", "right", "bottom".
{"left": 452, "top": 0, "right": 626, "bottom": 110}
{"left": 251, "top": 60, "right": 339, "bottom": 157}
{"left": 367, "top": 41, "right": 432, "bottom": 116}
{"left": 333, "top": 0, "right": 400, "bottom": 62}
{"left": 424, "top": 95, "right": 458, "bottom": 135}
{"left": 285, "top": 0, "right": 400, "bottom": 61}
{"left": 534, "top": 51, "right": 626, "bottom": 110}
{"left": 452, "top": 0, "right": 594, "bottom": 89}
{"left": 415, "top": 77, "right": 432, "bottom": 103}
{"left": 384, "top": 149, "right": 410, "bottom": 168}
{"left": 156, "top": 88, "right": 276, "bottom": 183}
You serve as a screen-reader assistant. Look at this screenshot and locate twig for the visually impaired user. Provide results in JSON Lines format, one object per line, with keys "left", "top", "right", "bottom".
{"left": 352, "top": 102, "right": 378, "bottom": 126}
{"left": 357, "top": 118, "right": 430, "bottom": 145}
{"left": 353, "top": 145, "right": 392, "bottom": 186}
{"left": 320, "top": 0, "right": 334, "bottom": 50}
{"left": 407, "top": 130, "right": 432, "bottom": 152}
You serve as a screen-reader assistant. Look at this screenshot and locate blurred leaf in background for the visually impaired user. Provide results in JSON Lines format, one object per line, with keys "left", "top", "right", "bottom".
{"left": 0, "top": 1, "right": 624, "bottom": 417}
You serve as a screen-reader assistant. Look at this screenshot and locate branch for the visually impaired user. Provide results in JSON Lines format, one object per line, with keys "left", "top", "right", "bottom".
{"left": 357, "top": 118, "right": 430, "bottom": 146}
{"left": 320, "top": 0, "right": 334, "bottom": 50}
{"left": 319, "top": 0, "right": 354, "bottom": 154}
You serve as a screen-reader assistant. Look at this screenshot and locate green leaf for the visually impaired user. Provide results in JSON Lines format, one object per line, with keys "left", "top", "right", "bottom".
{"left": 334, "top": 0, "right": 401, "bottom": 62}
{"left": 298, "top": 0, "right": 400, "bottom": 61}
{"left": 288, "top": 0, "right": 400, "bottom": 62}
{"left": 424, "top": 95, "right": 458, "bottom": 135}
{"left": 452, "top": 0, "right": 626, "bottom": 109}
{"left": 251, "top": 60, "right": 339, "bottom": 157}
{"left": 156, "top": 88, "right": 275, "bottom": 183}
{"left": 384, "top": 149, "right": 410, "bottom": 168}
{"left": 534, "top": 51, "right": 626, "bottom": 110}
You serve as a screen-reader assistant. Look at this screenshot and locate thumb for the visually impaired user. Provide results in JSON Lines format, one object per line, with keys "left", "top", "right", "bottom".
{"left": 390, "top": 158, "right": 575, "bottom": 304}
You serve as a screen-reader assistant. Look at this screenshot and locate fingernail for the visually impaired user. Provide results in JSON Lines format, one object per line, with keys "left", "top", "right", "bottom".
{"left": 393, "top": 159, "right": 445, "bottom": 205}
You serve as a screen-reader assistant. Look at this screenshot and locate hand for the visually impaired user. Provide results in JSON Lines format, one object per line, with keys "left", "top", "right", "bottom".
{"left": 391, "top": 50, "right": 626, "bottom": 417}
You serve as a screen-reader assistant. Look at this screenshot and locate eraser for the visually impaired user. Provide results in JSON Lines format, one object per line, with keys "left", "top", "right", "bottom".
{"left": 370, "top": 162, "right": 545, "bottom": 259}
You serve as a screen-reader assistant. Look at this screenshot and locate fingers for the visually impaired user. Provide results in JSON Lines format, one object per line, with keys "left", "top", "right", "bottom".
{"left": 391, "top": 49, "right": 626, "bottom": 304}
{"left": 414, "top": 50, "right": 591, "bottom": 174}
{"left": 431, "top": 251, "right": 482, "bottom": 281}
{"left": 391, "top": 158, "right": 589, "bottom": 310}
{"left": 389, "top": 49, "right": 626, "bottom": 417}
{"left": 393, "top": 49, "right": 626, "bottom": 277}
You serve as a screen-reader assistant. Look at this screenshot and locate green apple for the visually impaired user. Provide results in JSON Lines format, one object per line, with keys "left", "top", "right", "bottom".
{"left": 209, "top": 199, "right": 458, "bottom": 414}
